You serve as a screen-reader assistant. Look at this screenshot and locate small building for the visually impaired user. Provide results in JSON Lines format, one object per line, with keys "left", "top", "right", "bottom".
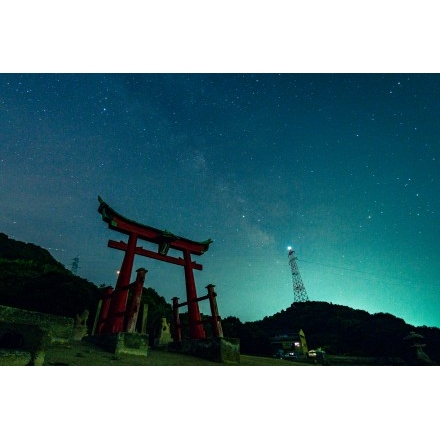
{"left": 269, "top": 329, "right": 308, "bottom": 359}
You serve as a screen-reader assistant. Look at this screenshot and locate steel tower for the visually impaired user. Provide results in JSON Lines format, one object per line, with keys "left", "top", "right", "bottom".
{"left": 288, "top": 247, "right": 309, "bottom": 302}
{"left": 71, "top": 256, "right": 80, "bottom": 275}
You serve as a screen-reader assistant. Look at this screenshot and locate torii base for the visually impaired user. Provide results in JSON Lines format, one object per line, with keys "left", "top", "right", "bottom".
{"left": 168, "top": 337, "right": 240, "bottom": 364}
{"left": 86, "top": 333, "right": 149, "bottom": 357}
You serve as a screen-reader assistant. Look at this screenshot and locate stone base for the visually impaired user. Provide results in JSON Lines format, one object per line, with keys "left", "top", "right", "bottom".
{"left": 0, "top": 321, "right": 49, "bottom": 365}
{"left": 0, "top": 305, "right": 74, "bottom": 343}
{"left": 154, "top": 334, "right": 173, "bottom": 347}
{"left": 168, "top": 337, "right": 240, "bottom": 364}
{"left": 71, "top": 327, "right": 88, "bottom": 342}
{"left": 0, "top": 349, "right": 32, "bottom": 366}
{"left": 0, "top": 305, "right": 76, "bottom": 365}
{"left": 87, "top": 333, "right": 149, "bottom": 357}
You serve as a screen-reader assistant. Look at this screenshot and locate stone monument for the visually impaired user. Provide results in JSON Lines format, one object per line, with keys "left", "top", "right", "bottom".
{"left": 72, "top": 309, "right": 89, "bottom": 341}
{"left": 155, "top": 317, "right": 172, "bottom": 347}
{"left": 402, "top": 331, "right": 435, "bottom": 365}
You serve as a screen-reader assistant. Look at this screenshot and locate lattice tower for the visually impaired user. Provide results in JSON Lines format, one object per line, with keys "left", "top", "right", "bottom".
{"left": 71, "top": 256, "right": 80, "bottom": 275}
{"left": 288, "top": 248, "right": 309, "bottom": 302}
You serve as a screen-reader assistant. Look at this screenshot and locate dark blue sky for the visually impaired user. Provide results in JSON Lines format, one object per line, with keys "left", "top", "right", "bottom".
{"left": 1, "top": 73, "right": 439, "bottom": 327}
{"left": 2, "top": 3, "right": 438, "bottom": 435}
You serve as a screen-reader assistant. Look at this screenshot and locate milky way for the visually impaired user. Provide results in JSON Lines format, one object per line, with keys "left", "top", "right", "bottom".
{"left": 1, "top": 73, "right": 439, "bottom": 327}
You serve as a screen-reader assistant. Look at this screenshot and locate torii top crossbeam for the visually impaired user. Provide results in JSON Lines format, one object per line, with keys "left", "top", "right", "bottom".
{"left": 98, "top": 196, "right": 212, "bottom": 256}
{"left": 97, "top": 196, "right": 213, "bottom": 338}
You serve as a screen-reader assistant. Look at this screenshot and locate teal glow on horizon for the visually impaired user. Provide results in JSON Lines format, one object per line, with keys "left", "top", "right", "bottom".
{"left": 1, "top": 73, "right": 439, "bottom": 328}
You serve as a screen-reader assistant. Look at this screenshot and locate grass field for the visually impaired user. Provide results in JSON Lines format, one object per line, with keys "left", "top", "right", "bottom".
{"left": 44, "top": 339, "right": 394, "bottom": 366}
{"left": 43, "top": 340, "right": 316, "bottom": 366}
{"left": 45, "top": 340, "right": 391, "bottom": 366}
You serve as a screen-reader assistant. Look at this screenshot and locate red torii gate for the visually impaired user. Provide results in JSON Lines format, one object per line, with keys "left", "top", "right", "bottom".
{"left": 96, "top": 196, "right": 213, "bottom": 339}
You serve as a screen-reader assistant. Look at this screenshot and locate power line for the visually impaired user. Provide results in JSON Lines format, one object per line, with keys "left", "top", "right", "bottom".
{"left": 299, "top": 259, "right": 385, "bottom": 277}
{"left": 298, "top": 258, "right": 439, "bottom": 288}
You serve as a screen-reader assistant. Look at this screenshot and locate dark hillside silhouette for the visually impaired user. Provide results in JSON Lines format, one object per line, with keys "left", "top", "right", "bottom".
{"left": 0, "top": 232, "right": 171, "bottom": 337}
{"left": 1, "top": 232, "right": 439, "bottom": 364}
{"left": 0, "top": 232, "right": 99, "bottom": 317}
{"left": 222, "top": 302, "right": 440, "bottom": 364}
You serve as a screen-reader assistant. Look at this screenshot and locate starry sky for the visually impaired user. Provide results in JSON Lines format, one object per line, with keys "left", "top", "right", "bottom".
{"left": 1, "top": 73, "right": 439, "bottom": 328}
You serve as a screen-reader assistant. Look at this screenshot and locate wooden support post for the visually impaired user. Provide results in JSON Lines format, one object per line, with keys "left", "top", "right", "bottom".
{"left": 206, "top": 284, "right": 223, "bottom": 338}
{"left": 183, "top": 249, "right": 205, "bottom": 339}
{"left": 141, "top": 304, "right": 149, "bottom": 334}
{"left": 172, "top": 297, "right": 182, "bottom": 343}
{"left": 91, "top": 300, "right": 102, "bottom": 336}
{"left": 125, "top": 268, "right": 148, "bottom": 333}
{"left": 105, "top": 232, "right": 138, "bottom": 333}
{"left": 96, "top": 286, "right": 113, "bottom": 335}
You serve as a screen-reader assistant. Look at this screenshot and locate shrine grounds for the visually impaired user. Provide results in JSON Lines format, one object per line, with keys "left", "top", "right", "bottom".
{"left": 43, "top": 339, "right": 383, "bottom": 366}
{"left": 43, "top": 339, "right": 312, "bottom": 366}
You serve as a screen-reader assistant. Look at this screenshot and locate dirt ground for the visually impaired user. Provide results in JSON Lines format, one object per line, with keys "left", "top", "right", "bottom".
{"left": 43, "top": 339, "right": 309, "bottom": 366}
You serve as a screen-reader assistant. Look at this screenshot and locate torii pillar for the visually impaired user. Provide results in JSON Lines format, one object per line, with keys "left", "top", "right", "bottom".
{"left": 97, "top": 196, "right": 212, "bottom": 339}
{"left": 103, "top": 231, "right": 138, "bottom": 333}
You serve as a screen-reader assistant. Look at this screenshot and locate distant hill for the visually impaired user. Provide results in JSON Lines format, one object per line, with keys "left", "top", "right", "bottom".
{"left": 222, "top": 301, "right": 440, "bottom": 364}
{"left": 0, "top": 232, "right": 172, "bottom": 338}
{"left": 0, "top": 232, "right": 63, "bottom": 267}
{"left": 0, "top": 232, "right": 100, "bottom": 318}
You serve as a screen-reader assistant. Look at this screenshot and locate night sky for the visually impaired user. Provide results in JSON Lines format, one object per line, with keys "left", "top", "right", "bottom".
{"left": 1, "top": 4, "right": 439, "bottom": 433}
{"left": 1, "top": 73, "right": 439, "bottom": 328}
